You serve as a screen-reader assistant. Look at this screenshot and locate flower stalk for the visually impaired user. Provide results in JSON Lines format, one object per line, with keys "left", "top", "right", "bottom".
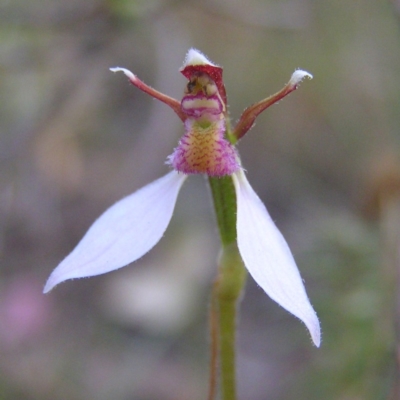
{"left": 215, "top": 242, "right": 247, "bottom": 400}
{"left": 208, "top": 176, "right": 237, "bottom": 247}
{"left": 209, "top": 175, "right": 247, "bottom": 399}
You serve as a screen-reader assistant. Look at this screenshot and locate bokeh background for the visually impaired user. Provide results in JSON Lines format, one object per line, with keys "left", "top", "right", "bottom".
{"left": 2, "top": 0, "right": 400, "bottom": 399}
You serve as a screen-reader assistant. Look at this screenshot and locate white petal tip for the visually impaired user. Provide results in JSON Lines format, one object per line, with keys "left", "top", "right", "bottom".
{"left": 289, "top": 69, "right": 313, "bottom": 87}
{"left": 181, "top": 48, "right": 217, "bottom": 69}
{"left": 110, "top": 67, "right": 136, "bottom": 81}
{"left": 43, "top": 278, "right": 56, "bottom": 294}
{"left": 308, "top": 315, "right": 321, "bottom": 347}
{"left": 43, "top": 271, "right": 65, "bottom": 294}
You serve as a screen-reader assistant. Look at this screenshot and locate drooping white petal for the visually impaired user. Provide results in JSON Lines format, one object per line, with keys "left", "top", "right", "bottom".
{"left": 232, "top": 170, "right": 321, "bottom": 346}
{"left": 44, "top": 171, "right": 187, "bottom": 293}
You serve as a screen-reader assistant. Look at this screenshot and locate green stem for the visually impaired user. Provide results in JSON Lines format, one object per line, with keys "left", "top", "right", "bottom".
{"left": 208, "top": 281, "right": 219, "bottom": 400}
{"left": 217, "top": 244, "right": 247, "bottom": 400}
{"left": 208, "top": 176, "right": 237, "bottom": 247}
{"left": 208, "top": 176, "right": 247, "bottom": 400}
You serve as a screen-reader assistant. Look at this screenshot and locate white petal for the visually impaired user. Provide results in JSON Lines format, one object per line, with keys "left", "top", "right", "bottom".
{"left": 44, "top": 171, "right": 187, "bottom": 293}
{"left": 232, "top": 170, "right": 321, "bottom": 346}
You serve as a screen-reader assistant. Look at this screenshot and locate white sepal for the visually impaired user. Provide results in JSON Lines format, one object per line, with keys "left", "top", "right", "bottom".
{"left": 232, "top": 170, "right": 321, "bottom": 346}
{"left": 44, "top": 171, "right": 187, "bottom": 293}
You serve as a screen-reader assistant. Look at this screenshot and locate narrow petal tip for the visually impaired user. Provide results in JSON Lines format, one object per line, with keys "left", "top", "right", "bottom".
{"left": 110, "top": 67, "right": 136, "bottom": 81}
{"left": 289, "top": 69, "right": 313, "bottom": 88}
{"left": 43, "top": 274, "right": 62, "bottom": 294}
{"left": 310, "top": 316, "right": 321, "bottom": 347}
{"left": 304, "top": 309, "right": 321, "bottom": 347}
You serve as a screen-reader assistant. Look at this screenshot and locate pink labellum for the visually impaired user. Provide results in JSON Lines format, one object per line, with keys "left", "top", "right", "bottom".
{"left": 168, "top": 119, "right": 240, "bottom": 177}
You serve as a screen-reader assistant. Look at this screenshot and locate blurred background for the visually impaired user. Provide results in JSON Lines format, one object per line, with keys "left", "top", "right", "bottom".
{"left": 2, "top": 0, "right": 400, "bottom": 399}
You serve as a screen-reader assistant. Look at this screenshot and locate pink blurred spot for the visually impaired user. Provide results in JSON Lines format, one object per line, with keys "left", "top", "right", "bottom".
{"left": 0, "top": 276, "right": 53, "bottom": 347}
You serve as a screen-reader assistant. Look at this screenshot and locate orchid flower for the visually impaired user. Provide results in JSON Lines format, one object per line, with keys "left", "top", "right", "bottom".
{"left": 44, "top": 49, "right": 320, "bottom": 347}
